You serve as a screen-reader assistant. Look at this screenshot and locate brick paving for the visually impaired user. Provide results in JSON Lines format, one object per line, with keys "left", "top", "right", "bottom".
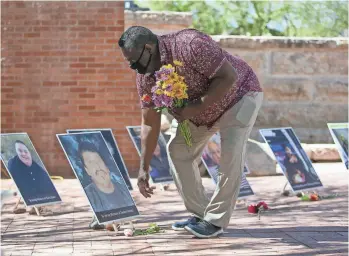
{"left": 1, "top": 163, "right": 348, "bottom": 256}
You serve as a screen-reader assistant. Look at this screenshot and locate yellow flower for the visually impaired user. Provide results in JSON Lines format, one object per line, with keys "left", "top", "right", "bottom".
{"left": 155, "top": 89, "right": 163, "bottom": 95}
{"left": 163, "top": 64, "right": 174, "bottom": 70}
{"left": 164, "top": 91, "right": 172, "bottom": 97}
{"left": 173, "top": 60, "right": 183, "bottom": 67}
{"left": 179, "top": 82, "right": 187, "bottom": 89}
{"left": 162, "top": 81, "right": 171, "bottom": 89}
{"left": 169, "top": 73, "right": 178, "bottom": 80}
{"left": 176, "top": 90, "right": 188, "bottom": 99}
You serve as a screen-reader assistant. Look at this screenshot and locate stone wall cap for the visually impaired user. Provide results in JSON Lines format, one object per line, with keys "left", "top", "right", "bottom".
{"left": 125, "top": 10, "right": 192, "bottom": 25}
{"left": 212, "top": 35, "right": 349, "bottom": 49}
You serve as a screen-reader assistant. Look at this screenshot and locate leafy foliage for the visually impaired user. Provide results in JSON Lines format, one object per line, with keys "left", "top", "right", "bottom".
{"left": 135, "top": 0, "right": 348, "bottom": 37}
{"left": 133, "top": 223, "right": 164, "bottom": 236}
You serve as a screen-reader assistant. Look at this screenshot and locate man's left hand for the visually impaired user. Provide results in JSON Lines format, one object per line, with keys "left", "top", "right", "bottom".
{"left": 170, "top": 100, "right": 204, "bottom": 122}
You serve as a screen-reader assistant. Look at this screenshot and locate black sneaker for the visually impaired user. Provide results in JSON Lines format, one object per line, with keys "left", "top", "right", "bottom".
{"left": 184, "top": 220, "right": 223, "bottom": 238}
{"left": 171, "top": 216, "right": 201, "bottom": 231}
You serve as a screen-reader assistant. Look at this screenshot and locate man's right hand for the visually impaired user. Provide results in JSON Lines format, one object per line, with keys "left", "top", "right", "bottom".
{"left": 137, "top": 169, "right": 154, "bottom": 198}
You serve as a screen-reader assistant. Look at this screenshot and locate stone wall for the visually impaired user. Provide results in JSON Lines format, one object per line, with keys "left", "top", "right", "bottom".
{"left": 213, "top": 36, "right": 348, "bottom": 143}
{"left": 124, "top": 10, "right": 192, "bottom": 34}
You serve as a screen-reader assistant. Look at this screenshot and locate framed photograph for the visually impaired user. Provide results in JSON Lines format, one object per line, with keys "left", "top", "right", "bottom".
{"left": 57, "top": 132, "right": 139, "bottom": 224}
{"left": 327, "top": 123, "right": 348, "bottom": 169}
{"left": 238, "top": 173, "right": 254, "bottom": 198}
{"left": 67, "top": 128, "right": 133, "bottom": 190}
{"left": 0, "top": 133, "right": 62, "bottom": 207}
{"left": 244, "top": 165, "right": 250, "bottom": 174}
{"left": 260, "top": 127, "right": 323, "bottom": 192}
{"left": 126, "top": 126, "right": 173, "bottom": 184}
{"left": 201, "top": 132, "right": 254, "bottom": 198}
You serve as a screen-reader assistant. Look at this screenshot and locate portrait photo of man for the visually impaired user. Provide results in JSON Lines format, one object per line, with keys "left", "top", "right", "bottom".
{"left": 328, "top": 124, "right": 349, "bottom": 169}
{"left": 78, "top": 141, "right": 134, "bottom": 212}
{"left": 201, "top": 132, "right": 254, "bottom": 198}
{"left": 67, "top": 129, "right": 133, "bottom": 190}
{"left": 260, "top": 128, "right": 323, "bottom": 192}
{"left": 148, "top": 138, "right": 172, "bottom": 182}
{"left": 1, "top": 133, "right": 61, "bottom": 206}
{"left": 57, "top": 132, "right": 139, "bottom": 224}
{"left": 127, "top": 126, "right": 173, "bottom": 183}
{"left": 202, "top": 133, "right": 250, "bottom": 183}
{"left": 202, "top": 134, "right": 221, "bottom": 182}
{"left": 282, "top": 144, "right": 307, "bottom": 185}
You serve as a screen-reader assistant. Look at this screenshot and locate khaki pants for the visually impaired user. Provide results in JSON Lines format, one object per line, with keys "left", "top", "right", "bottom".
{"left": 167, "top": 92, "right": 263, "bottom": 228}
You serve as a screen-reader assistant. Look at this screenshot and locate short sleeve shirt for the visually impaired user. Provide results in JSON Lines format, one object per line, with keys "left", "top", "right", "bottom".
{"left": 136, "top": 29, "right": 262, "bottom": 128}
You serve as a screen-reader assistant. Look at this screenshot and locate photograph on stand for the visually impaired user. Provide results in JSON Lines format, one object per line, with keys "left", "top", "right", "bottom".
{"left": 327, "top": 123, "right": 348, "bottom": 169}
{"left": 0, "top": 133, "right": 61, "bottom": 207}
{"left": 201, "top": 132, "right": 254, "bottom": 198}
{"left": 127, "top": 126, "right": 173, "bottom": 184}
{"left": 260, "top": 128, "right": 323, "bottom": 192}
{"left": 67, "top": 128, "right": 133, "bottom": 190}
{"left": 57, "top": 132, "right": 139, "bottom": 224}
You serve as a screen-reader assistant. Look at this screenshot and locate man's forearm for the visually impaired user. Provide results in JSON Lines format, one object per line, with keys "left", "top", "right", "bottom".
{"left": 140, "top": 121, "right": 160, "bottom": 173}
{"left": 201, "top": 75, "right": 236, "bottom": 110}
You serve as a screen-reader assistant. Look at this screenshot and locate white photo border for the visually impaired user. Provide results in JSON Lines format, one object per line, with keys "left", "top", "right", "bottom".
{"left": 259, "top": 127, "right": 323, "bottom": 193}
{"left": 56, "top": 131, "right": 140, "bottom": 225}
{"left": 126, "top": 126, "right": 174, "bottom": 185}
{"left": 0, "top": 132, "right": 62, "bottom": 207}
{"left": 66, "top": 128, "right": 133, "bottom": 190}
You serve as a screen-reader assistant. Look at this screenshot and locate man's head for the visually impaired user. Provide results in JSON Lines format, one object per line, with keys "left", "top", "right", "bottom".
{"left": 14, "top": 140, "right": 32, "bottom": 167}
{"left": 78, "top": 141, "right": 112, "bottom": 186}
{"left": 118, "top": 26, "right": 160, "bottom": 75}
{"left": 207, "top": 141, "right": 221, "bottom": 165}
{"left": 283, "top": 145, "right": 292, "bottom": 155}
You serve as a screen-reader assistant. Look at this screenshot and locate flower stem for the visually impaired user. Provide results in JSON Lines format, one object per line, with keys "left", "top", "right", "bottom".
{"left": 179, "top": 120, "right": 192, "bottom": 148}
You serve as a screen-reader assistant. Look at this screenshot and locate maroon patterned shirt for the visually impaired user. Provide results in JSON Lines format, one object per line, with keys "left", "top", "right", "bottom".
{"left": 136, "top": 29, "right": 262, "bottom": 128}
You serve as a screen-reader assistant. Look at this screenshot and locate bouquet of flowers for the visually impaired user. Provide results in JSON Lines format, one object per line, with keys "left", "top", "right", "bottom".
{"left": 142, "top": 60, "right": 192, "bottom": 147}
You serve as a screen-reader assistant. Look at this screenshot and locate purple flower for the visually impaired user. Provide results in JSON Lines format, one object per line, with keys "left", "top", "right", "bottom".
{"left": 154, "top": 70, "right": 162, "bottom": 81}
{"left": 155, "top": 66, "right": 174, "bottom": 81}
{"left": 151, "top": 85, "right": 159, "bottom": 93}
{"left": 152, "top": 96, "right": 163, "bottom": 107}
{"left": 152, "top": 94, "right": 173, "bottom": 108}
{"left": 165, "top": 84, "right": 173, "bottom": 92}
{"left": 161, "top": 94, "right": 173, "bottom": 107}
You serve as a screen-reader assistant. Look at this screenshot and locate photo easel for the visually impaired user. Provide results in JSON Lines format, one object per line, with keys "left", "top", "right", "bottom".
{"left": 33, "top": 206, "right": 41, "bottom": 216}
{"left": 111, "top": 220, "right": 134, "bottom": 233}
{"left": 159, "top": 183, "right": 170, "bottom": 191}
{"left": 236, "top": 198, "right": 249, "bottom": 207}
{"left": 281, "top": 181, "right": 291, "bottom": 196}
{"left": 12, "top": 197, "right": 43, "bottom": 216}
{"left": 13, "top": 197, "right": 21, "bottom": 211}
{"left": 281, "top": 180, "right": 327, "bottom": 200}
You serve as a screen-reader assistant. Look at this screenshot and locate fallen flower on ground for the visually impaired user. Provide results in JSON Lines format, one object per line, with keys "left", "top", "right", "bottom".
{"left": 248, "top": 201, "right": 269, "bottom": 214}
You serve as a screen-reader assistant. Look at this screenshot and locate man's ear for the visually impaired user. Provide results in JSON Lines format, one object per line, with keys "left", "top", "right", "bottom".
{"left": 144, "top": 44, "right": 153, "bottom": 53}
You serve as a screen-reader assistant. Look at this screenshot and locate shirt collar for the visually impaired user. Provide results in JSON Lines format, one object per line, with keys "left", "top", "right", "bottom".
{"left": 157, "top": 35, "right": 168, "bottom": 65}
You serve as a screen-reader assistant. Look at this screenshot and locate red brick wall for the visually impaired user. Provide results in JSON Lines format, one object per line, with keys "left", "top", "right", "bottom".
{"left": 1, "top": 1, "right": 141, "bottom": 177}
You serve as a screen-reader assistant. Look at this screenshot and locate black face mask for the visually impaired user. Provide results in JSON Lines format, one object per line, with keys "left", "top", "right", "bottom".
{"left": 130, "top": 46, "right": 152, "bottom": 75}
